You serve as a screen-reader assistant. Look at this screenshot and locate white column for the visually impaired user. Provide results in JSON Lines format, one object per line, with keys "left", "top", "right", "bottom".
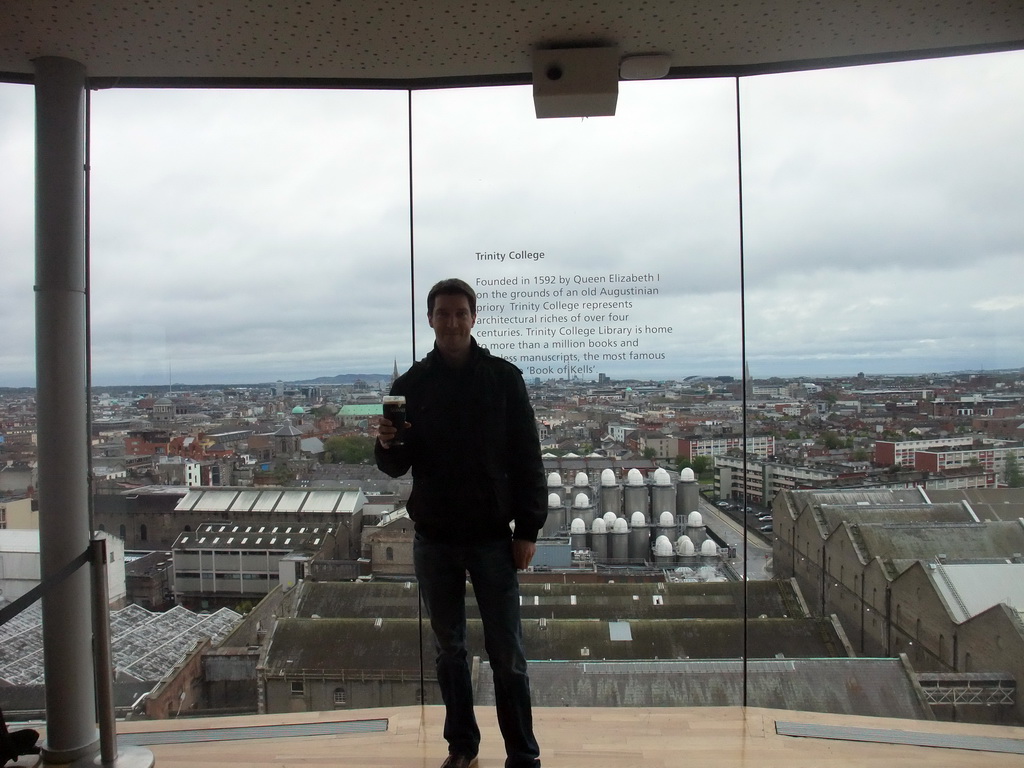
{"left": 34, "top": 55, "right": 99, "bottom": 763}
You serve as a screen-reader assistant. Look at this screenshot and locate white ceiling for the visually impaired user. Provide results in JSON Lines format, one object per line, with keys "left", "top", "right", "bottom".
{"left": 1, "top": 0, "right": 1022, "bottom": 88}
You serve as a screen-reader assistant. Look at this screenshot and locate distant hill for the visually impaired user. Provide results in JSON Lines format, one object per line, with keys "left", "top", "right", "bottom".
{"left": 295, "top": 374, "right": 391, "bottom": 385}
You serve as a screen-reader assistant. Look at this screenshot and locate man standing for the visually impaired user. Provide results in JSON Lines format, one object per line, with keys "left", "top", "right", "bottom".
{"left": 376, "top": 278, "right": 546, "bottom": 768}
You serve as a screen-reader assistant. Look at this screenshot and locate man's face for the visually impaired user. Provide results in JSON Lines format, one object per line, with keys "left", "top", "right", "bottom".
{"left": 428, "top": 292, "right": 476, "bottom": 359}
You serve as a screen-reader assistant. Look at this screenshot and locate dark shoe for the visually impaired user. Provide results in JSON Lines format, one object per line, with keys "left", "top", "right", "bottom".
{"left": 439, "top": 754, "right": 478, "bottom": 768}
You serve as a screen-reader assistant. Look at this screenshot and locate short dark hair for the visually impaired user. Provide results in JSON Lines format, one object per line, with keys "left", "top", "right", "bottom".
{"left": 427, "top": 278, "right": 477, "bottom": 316}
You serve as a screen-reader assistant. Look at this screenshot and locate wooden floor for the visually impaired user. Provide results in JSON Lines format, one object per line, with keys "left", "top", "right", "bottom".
{"left": 61, "top": 705, "right": 1023, "bottom": 768}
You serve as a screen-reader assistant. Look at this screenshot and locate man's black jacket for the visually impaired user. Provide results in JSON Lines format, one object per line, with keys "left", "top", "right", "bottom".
{"left": 374, "top": 339, "right": 547, "bottom": 544}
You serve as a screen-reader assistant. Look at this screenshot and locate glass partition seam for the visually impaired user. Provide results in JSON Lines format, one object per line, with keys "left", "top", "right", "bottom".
{"left": 734, "top": 76, "right": 749, "bottom": 706}
{"left": 407, "top": 88, "right": 425, "bottom": 709}
{"left": 407, "top": 89, "right": 417, "bottom": 363}
{"left": 85, "top": 84, "right": 94, "bottom": 535}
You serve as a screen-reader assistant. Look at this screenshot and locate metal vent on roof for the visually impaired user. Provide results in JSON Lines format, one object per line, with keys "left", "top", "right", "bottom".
{"left": 609, "top": 621, "right": 632, "bottom": 642}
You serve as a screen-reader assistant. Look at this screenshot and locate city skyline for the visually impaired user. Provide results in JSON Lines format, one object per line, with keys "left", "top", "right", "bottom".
{"left": 2, "top": 50, "right": 1023, "bottom": 387}
{"left": 3, "top": 364, "right": 1022, "bottom": 394}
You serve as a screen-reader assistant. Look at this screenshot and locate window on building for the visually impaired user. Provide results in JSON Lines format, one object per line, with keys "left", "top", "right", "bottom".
{"left": 290, "top": 681, "right": 304, "bottom": 697}
{"left": 333, "top": 687, "right": 347, "bottom": 707}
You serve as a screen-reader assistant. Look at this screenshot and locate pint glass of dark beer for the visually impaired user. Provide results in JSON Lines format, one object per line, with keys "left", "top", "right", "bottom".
{"left": 382, "top": 395, "right": 407, "bottom": 446}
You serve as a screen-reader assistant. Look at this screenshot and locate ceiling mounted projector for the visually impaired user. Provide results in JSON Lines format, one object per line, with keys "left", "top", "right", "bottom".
{"left": 532, "top": 46, "right": 620, "bottom": 119}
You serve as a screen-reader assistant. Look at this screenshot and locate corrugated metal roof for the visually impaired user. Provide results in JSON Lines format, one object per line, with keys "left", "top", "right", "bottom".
{"left": 819, "top": 503, "right": 972, "bottom": 534}
{"left": 251, "top": 491, "right": 282, "bottom": 512}
{"left": 929, "top": 562, "right": 1024, "bottom": 623}
{"left": 289, "top": 580, "right": 803, "bottom": 622}
{"left": 264, "top": 616, "right": 844, "bottom": 673}
{"left": 303, "top": 491, "right": 341, "bottom": 514}
{"left": 175, "top": 489, "right": 204, "bottom": 510}
{"left": 229, "top": 490, "right": 261, "bottom": 512}
{"left": 855, "top": 521, "right": 1024, "bottom": 563}
{"left": 0, "top": 529, "right": 40, "bottom": 553}
{"left": 276, "top": 491, "right": 309, "bottom": 513}
{"left": 477, "top": 658, "right": 930, "bottom": 718}
{"left": 200, "top": 490, "right": 239, "bottom": 512}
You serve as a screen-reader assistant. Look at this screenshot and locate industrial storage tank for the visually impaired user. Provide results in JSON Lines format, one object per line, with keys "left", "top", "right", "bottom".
{"left": 651, "top": 467, "right": 675, "bottom": 518}
{"left": 599, "top": 467, "right": 622, "bottom": 517}
{"left": 623, "top": 467, "right": 649, "bottom": 520}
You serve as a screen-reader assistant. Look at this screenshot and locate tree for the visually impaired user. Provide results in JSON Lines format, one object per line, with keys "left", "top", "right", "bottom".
{"left": 642, "top": 447, "right": 657, "bottom": 460}
{"left": 691, "top": 455, "right": 713, "bottom": 476}
{"left": 850, "top": 447, "right": 871, "bottom": 462}
{"left": 821, "top": 431, "right": 843, "bottom": 450}
{"left": 1006, "top": 452, "right": 1023, "bottom": 488}
{"left": 324, "top": 435, "right": 375, "bottom": 464}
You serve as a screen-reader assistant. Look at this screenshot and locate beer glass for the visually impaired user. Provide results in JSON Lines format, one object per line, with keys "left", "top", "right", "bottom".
{"left": 382, "top": 395, "right": 407, "bottom": 446}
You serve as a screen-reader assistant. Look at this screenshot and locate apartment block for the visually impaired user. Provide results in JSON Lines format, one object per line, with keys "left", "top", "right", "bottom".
{"left": 679, "top": 434, "right": 775, "bottom": 461}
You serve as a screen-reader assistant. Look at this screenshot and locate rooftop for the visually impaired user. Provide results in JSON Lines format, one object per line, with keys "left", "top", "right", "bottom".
{"left": 0, "top": 603, "right": 241, "bottom": 686}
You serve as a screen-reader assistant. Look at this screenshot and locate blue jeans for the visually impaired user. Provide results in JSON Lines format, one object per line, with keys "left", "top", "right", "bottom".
{"left": 414, "top": 534, "right": 541, "bottom": 768}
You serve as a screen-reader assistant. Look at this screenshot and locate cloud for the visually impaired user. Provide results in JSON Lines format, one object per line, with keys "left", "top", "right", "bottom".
{"left": 1, "top": 50, "right": 1023, "bottom": 386}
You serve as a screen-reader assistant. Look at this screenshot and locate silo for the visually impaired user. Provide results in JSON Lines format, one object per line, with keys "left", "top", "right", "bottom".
{"left": 544, "top": 492, "right": 564, "bottom": 537}
{"left": 628, "top": 511, "right": 650, "bottom": 561}
{"left": 590, "top": 517, "right": 609, "bottom": 561}
{"left": 656, "top": 510, "right": 676, "bottom": 541}
{"left": 546, "top": 471, "right": 563, "bottom": 505}
{"left": 599, "top": 468, "right": 622, "bottom": 517}
{"left": 700, "top": 538, "right": 719, "bottom": 557}
{"left": 573, "top": 471, "right": 591, "bottom": 501}
{"left": 676, "top": 535, "right": 695, "bottom": 557}
{"left": 651, "top": 467, "right": 675, "bottom": 518}
{"left": 571, "top": 491, "right": 595, "bottom": 527}
{"left": 569, "top": 517, "right": 588, "bottom": 551}
{"left": 653, "top": 534, "right": 675, "bottom": 566}
{"left": 623, "top": 468, "right": 649, "bottom": 521}
{"left": 676, "top": 466, "right": 700, "bottom": 518}
{"left": 686, "top": 509, "right": 707, "bottom": 549}
{"left": 611, "top": 516, "right": 629, "bottom": 561}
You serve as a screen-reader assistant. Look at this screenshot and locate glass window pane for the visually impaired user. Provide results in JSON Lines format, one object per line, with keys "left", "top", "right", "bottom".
{"left": 413, "top": 79, "right": 747, "bottom": 707}
{"left": 742, "top": 50, "right": 1024, "bottom": 719}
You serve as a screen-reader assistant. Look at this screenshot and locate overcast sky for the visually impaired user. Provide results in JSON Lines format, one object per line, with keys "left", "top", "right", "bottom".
{"left": 1, "top": 50, "right": 1022, "bottom": 388}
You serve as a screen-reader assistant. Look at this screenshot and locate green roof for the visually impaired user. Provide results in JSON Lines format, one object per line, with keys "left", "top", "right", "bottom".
{"left": 339, "top": 404, "right": 383, "bottom": 416}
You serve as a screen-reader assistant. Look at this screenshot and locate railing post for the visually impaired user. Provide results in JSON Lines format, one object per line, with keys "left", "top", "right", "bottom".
{"left": 89, "top": 535, "right": 156, "bottom": 768}
{"left": 90, "top": 537, "right": 118, "bottom": 764}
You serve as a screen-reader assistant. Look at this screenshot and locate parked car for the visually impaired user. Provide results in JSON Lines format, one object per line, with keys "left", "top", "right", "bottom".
{"left": 757, "top": 513, "right": 772, "bottom": 522}
{"left": 717, "top": 501, "right": 730, "bottom": 509}
{"left": 759, "top": 523, "right": 773, "bottom": 533}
